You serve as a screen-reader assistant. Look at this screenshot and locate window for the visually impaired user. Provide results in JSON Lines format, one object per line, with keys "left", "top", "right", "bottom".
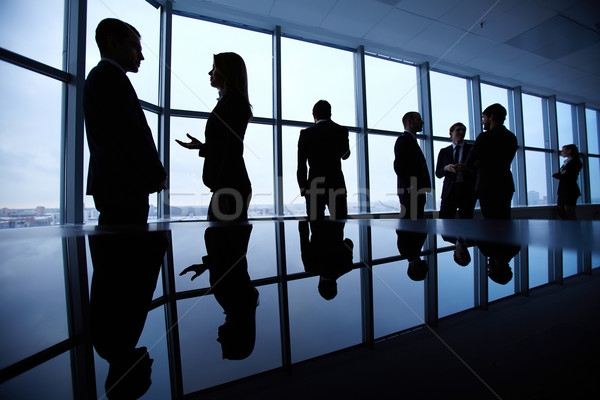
{"left": 0, "top": 0, "right": 64, "bottom": 69}
{"left": 0, "top": 62, "right": 62, "bottom": 222}
{"left": 556, "top": 101, "right": 575, "bottom": 148}
{"left": 525, "top": 150, "right": 549, "bottom": 205}
{"left": 281, "top": 38, "right": 355, "bottom": 125}
{"left": 522, "top": 94, "right": 546, "bottom": 148}
{"left": 586, "top": 108, "right": 599, "bottom": 155}
{"left": 171, "top": 15, "right": 272, "bottom": 117}
{"left": 86, "top": 0, "right": 160, "bottom": 103}
{"left": 430, "top": 71, "right": 470, "bottom": 138}
{"left": 365, "top": 56, "right": 417, "bottom": 132}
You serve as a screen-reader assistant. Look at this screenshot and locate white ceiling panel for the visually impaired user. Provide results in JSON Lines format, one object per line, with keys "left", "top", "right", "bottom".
{"left": 363, "top": 8, "right": 432, "bottom": 46}
{"left": 169, "top": 0, "right": 600, "bottom": 107}
{"left": 474, "top": 0, "right": 556, "bottom": 43}
{"left": 205, "top": 0, "right": 275, "bottom": 14}
{"left": 441, "top": 32, "right": 499, "bottom": 64}
{"left": 269, "top": 0, "right": 337, "bottom": 27}
{"left": 395, "top": 0, "right": 462, "bottom": 20}
{"left": 320, "top": 0, "right": 392, "bottom": 37}
{"left": 438, "top": 0, "right": 524, "bottom": 31}
{"left": 403, "top": 21, "right": 467, "bottom": 59}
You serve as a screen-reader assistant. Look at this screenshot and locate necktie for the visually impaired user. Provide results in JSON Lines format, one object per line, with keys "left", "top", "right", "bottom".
{"left": 454, "top": 145, "right": 460, "bottom": 164}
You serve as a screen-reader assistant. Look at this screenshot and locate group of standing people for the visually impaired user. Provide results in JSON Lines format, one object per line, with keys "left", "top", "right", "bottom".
{"left": 84, "top": 17, "right": 583, "bottom": 227}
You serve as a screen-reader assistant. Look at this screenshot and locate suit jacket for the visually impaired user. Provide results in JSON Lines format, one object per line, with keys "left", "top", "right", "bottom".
{"left": 465, "top": 125, "right": 518, "bottom": 194}
{"left": 553, "top": 157, "right": 582, "bottom": 199}
{"left": 202, "top": 91, "right": 252, "bottom": 195}
{"left": 394, "top": 131, "right": 431, "bottom": 194}
{"left": 435, "top": 142, "right": 474, "bottom": 200}
{"left": 297, "top": 120, "right": 350, "bottom": 195}
{"left": 84, "top": 61, "right": 166, "bottom": 199}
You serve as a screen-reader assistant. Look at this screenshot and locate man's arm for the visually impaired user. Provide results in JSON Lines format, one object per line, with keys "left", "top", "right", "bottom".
{"left": 341, "top": 127, "right": 350, "bottom": 160}
{"left": 435, "top": 148, "right": 449, "bottom": 179}
{"left": 297, "top": 130, "right": 308, "bottom": 196}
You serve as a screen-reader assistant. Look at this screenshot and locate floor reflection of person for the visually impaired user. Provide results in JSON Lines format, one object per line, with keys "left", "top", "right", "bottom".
{"left": 299, "top": 220, "right": 354, "bottom": 300}
{"left": 396, "top": 230, "right": 428, "bottom": 281}
{"left": 89, "top": 230, "right": 168, "bottom": 399}
{"left": 180, "top": 224, "right": 258, "bottom": 360}
{"left": 477, "top": 242, "right": 521, "bottom": 285}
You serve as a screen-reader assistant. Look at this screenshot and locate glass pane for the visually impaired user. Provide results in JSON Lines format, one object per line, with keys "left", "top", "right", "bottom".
{"left": 563, "top": 249, "right": 578, "bottom": 278}
{"left": 289, "top": 271, "right": 362, "bottom": 363}
{"left": 368, "top": 135, "right": 400, "bottom": 213}
{"left": 282, "top": 126, "right": 305, "bottom": 216}
{"left": 525, "top": 150, "right": 549, "bottom": 205}
{"left": 589, "top": 157, "right": 600, "bottom": 203}
{"left": 586, "top": 108, "right": 599, "bottom": 155}
{"left": 522, "top": 94, "right": 546, "bottom": 148}
{"left": 281, "top": 38, "right": 355, "bottom": 126}
{"left": 528, "top": 245, "right": 548, "bottom": 289}
{"left": 170, "top": 117, "right": 211, "bottom": 218}
{"left": 0, "top": 237, "right": 68, "bottom": 368}
{"left": 171, "top": 15, "right": 272, "bottom": 118}
{"left": 373, "top": 261, "right": 425, "bottom": 338}
{"left": 481, "top": 83, "right": 512, "bottom": 131}
{"left": 0, "top": 0, "right": 64, "bottom": 69}
{"left": 366, "top": 56, "right": 418, "bottom": 132}
{"left": 437, "top": 250, "right": 474, "bottom": 318}
{"left": 0, "top": 352, "right": 72, "bottom": 399}
{"left": 86, "top": 0, "right": 160, "bottom": 103}
{"left": 430, "top": 71, "right": 470, "bottom": 139}
{"left": 0, "top": 62, "right": 62, "bottom": 225}
{"left": 245, "top": 124, "right": 274, "bottom": 218}
{"left": 557, "top": 102, "right": 575, "bottom": 148}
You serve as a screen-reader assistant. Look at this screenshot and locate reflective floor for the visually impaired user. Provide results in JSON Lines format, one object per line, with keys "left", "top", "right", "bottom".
{"left": 0, "top": 218, "right": 598, "bottom": 399}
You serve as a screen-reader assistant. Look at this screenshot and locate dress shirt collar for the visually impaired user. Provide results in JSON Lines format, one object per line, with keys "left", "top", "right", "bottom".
{"left": 217, "top": 89, "right": 227, "bottom": 101}
{"left": 404, "top": 130, "right": 416, "bottom": 140}
{"left": 315, "top": 119, "right": 328, "bottom": 124}
{"left": 100, "top": 57, "right": 126, "bottom": 74}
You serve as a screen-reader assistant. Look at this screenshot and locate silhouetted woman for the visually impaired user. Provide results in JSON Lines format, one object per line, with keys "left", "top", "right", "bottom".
{"left": 177, "top": 52, "right": 252, "bottom": 221}
{"left": 552, "top": 144, "right": 582, "bottom": 220}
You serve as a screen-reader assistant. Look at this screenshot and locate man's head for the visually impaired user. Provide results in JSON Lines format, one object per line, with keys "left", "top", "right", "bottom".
{"left": 312, "top": 100, "right": 332, "bottom": 121}
{"left": 95, "top": 18, "right": 144, "bottom": 73}
{"left": 449, "top": 122, "right": 466, "bottom": 145}
{"left": 402, "top": 112, "right": 424, "bottom": 134}
{"left": 482, "top": 103, "right": 506, "bottom": 131}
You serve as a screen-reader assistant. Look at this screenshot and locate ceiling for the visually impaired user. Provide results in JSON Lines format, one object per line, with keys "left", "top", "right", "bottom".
{"left": 167, "top": 0, "right": 600, "bottom": 109}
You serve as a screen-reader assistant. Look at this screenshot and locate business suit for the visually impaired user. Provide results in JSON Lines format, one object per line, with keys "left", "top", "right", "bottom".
{"left": 465, "top": 125, "right": 518, "bottom": 219}
{"left": 435, "top": 142, "right": 476, "bottom": 219}
{"left": 553, "top": 157, "right": 582, "bottom": 204}
{"left": 84, "top": 60, "right": 166, "bottom": 225}
{"left": 394, "top": 131, "right": 431, "bottom": 219}
{"left": 203, "top": 90, "right": 252, "bottom": 221}
{"left": 297, "top": 120, "right": 350, "bottom": 219}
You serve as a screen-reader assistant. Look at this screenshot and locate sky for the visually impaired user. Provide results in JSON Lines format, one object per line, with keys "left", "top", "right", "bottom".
{"left": 0, "top": 0, "right": 598, "bottom": 213}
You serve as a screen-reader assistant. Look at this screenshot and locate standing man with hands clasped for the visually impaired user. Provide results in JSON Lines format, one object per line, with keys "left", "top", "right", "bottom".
{"left": 394, "top": 112, "right": 432, "bottom": 219}
{"left": 84, "top": 18, "right": 166, "bottom": 225}
{"left": 297, "top": 100, "right": 350, "bottom": 220}
{"left": 435, "top": 122, "right": 476, "bottom": 219}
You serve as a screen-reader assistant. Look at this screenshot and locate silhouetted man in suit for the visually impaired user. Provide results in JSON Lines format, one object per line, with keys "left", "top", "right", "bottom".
{"left": 297, "top": 100, "right": 350, "bottom": 220}
{"left": 435, "top": 122, "right": 476, "bottom": 219}
{"left": 84, "top": 18, "right": 166, "bottom": 225}
{"left": 465, "top": 104, "right": 518, "bottom": 219}
{"left": 394, "top": 112, "right": 431, "bottom": 219}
